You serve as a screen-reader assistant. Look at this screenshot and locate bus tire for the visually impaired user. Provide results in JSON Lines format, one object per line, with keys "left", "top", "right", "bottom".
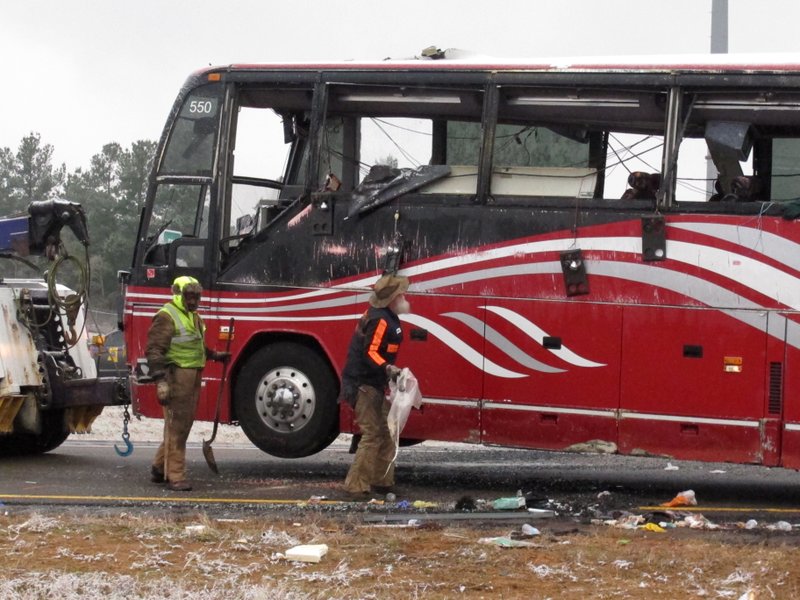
{"left": 0, "top": 409, "right": 69, "bottom": 456}
{"left": 234, "top": 342, "right": 339, "bottom": 458}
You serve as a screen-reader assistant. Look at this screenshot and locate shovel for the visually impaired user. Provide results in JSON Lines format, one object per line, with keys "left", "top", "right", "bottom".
{"left": 202, "top": 317, "right": 234, "bottom": 474}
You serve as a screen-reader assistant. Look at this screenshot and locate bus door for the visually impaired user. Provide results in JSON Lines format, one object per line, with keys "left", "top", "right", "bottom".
{"left": 618, "top": 306, "right": 774, "bottom": 464}
{"left": 480, "top": 298, "right": 623, "bottom": 451}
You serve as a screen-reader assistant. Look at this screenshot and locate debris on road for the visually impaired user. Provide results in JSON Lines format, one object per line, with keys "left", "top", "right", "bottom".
{"left": 661, "top": 489, "right": 697, "bottom": 507}
{"left": 492, "top": 496, "right": 526, "bottom": 510}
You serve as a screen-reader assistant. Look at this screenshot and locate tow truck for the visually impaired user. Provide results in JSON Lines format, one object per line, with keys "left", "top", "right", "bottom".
{"left": 0, "top": 200, "right": 129, "bottom": 455}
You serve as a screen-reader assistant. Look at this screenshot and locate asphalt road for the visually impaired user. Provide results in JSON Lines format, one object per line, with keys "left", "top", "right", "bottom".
{"left": 3, "top": 437, "right": 800, "bottom": 521}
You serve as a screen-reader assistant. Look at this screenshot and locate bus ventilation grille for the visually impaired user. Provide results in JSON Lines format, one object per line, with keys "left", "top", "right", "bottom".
{"left": 769, "top": 362, "right": 783, "bottom": 415}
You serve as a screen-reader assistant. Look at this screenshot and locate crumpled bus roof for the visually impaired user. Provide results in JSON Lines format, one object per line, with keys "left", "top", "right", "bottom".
{"left": 210, "top": 50, "right": 800, "bottom": 74}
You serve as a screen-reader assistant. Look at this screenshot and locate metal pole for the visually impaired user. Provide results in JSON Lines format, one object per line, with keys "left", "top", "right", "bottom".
{"left": 707, "top": 0, "right": 729, "bottom": 194}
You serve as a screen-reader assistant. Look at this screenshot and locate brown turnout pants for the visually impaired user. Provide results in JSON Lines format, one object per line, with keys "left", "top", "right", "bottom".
{"left": 344, "top": 384, "right": 395, "bottom": 493}
{"left": 152, "top": 366, "right": 201, "bottom": 483}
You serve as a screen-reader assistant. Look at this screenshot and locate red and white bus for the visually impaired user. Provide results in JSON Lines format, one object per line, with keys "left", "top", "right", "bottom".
{"left": 122, "top": 52, "right": 800, "bottom": 468}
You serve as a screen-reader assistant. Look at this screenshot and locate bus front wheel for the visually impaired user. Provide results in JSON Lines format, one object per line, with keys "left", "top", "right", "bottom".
{"left": 234, "top": 342, "right": 339, "bottom": 458}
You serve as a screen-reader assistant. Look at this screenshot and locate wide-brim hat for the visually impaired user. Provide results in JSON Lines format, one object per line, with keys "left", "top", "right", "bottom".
{"left": 369, "top": 274, "right": 410, "bottom": 308}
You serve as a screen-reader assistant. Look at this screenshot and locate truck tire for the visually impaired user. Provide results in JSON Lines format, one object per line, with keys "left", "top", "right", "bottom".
{"left": 0, "top": 408, "right": 69, "bottom": 456}
{"left": 234, "top": 342, "right": 339, "bottom": 458}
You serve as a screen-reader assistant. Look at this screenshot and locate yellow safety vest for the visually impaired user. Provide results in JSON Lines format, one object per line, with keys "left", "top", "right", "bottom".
{"left": 159, "top": 302, "right": 206, "bottom": 368}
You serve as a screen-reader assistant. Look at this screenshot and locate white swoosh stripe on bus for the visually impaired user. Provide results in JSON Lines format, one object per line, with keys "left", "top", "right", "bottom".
{"left": 482, "top": 306, "right": 606, "bottom": 367}
{"left": 400, "top": 313, "right": 526, "bottom": 378}
{"left": 669, "top": 222, "right": 800, "bottom": 273}
{"left": 442, "top": 311, "right": 566, "bottom": 373}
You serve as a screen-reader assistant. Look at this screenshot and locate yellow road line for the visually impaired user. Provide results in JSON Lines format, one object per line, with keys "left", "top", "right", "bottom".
{"left": 0, "top": 493, "right": 344, "bottom": 505}
{"left": 639, "top": 505, "right": 800, "bottom": 513}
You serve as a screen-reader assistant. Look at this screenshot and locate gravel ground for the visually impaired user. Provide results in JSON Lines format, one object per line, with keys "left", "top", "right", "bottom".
{"left": 81, "top": 405, "right": 251, "bottom": 444}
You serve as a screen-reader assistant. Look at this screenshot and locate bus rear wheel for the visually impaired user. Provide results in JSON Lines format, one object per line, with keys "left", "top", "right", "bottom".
{"left": 234, "top": 342, "right": 339, "bottom": 458}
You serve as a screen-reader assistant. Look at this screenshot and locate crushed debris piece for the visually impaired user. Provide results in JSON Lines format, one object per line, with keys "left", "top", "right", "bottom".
{"left": 285, "top": 544, "right": 328, "bottom": 563}
{"left": 661, "top": 489, "right": 697, "bottom": 507}
{"left": 412, "top": 500, "right": 437, "bottom": 509}
{"left": 640, "top": 523, "right": 666, "bottom": 533}
{"left": 664, "top": 462, "right": 679, "bottom": 470}
{"left": 455, "top": 495, "right": 477, "bottom": 511}
{"left": 680, "top": 514, "right": 719, "bottom": 530}
{"left": 184, "top": 525, "right": 208, "bottom": 535}
{"left": 767, "top": 520, "right": 792, "bottom": 532}
{"left": 492, "top": 497, "right": 526, "bottom": 510}
{"left": 478, "top": 536, "right": 539, "bottom": 548}
{"left": 521, "top": 524, "right": 540, "bottom": 536}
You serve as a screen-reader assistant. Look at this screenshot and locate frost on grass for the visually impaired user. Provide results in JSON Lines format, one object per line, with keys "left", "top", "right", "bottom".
{"left": 259, "top": 527, "right": 300, "bottom": 547}
{"left": 0, "top": 571, "right": 312, "bottom": 600}
{"left": 290, "top": 559, "right": 373, "bottom": 586}
{"left": 9, "top": 513, "right": 61, "bottom": 534}
{"left": 527, "top": 563, "right": 579, "bottom": 582}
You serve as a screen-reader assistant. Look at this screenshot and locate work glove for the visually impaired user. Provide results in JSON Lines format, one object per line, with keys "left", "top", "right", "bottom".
{"left": 156, "top": 380, "right": 170, "bottom": 406}
{"left": 210, "top": 350, "right": 231, "bottom": 363}
{"left": 385, "top": 364, "right": 402, "bottom": 381}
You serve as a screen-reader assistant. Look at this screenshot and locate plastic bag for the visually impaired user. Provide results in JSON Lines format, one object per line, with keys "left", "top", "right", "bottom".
{"left": 387, "top": 368, "right": 423, "bottom": 445}
{"left": 384, "top": 368, "right": 423, "bottom": 472}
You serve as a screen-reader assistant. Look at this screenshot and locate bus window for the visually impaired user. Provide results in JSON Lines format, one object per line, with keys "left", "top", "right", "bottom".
{"left": 159, "top": 84, "right": 223, "bottom": 177}
{"left": 490, "top": 123, "right": 597, "bottom": 198}
{"left": 771, "top": 139, "right": 800, "bottom": 201}
{"left": 674, "top": 137, "right": 717, "bottom": 202}
{"left": 229, "top": 107, "right": 291, "bottom": 242}
{"left": 223, "top": 87, "right": 315, "bottom": 256}
{"left": 605, "top": 132, "right": 665, "bottom": 200}
{"left": 495, "top": 87, "right": 668, "bottom": 200}
{"left": 360, "top": 117, "right": 432, "bottom": 172}
{"left": 143, "top": 184, "right": 209, "bottom": 267}
{"left": 674, "top": 90, "right": 800, "bottom": 204}
{"left": 327, "top": 84, "right": 483, "bottom": 196}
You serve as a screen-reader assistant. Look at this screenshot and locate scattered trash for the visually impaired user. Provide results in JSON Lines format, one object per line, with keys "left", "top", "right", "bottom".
{"left": 527, "top": 508, "right": 556, "bottom": 518}
{"left": 396, "top": 500, "right": 411, "bottom": 510}
{"left": 709, "top": 469, "right": 726, "bottom": 474}
{"left": 767, "top": 520, "right": 792, "bottom": 532}
{"left": 640, "top": 523, "right": 666, "bottom": 533}
{"left": 521, "top": 524, "right": 540, "bottom": 536}
{"left": 385, "top": 493, "right": 396, "bottom": 502}
{"left": 285, "top": 544, "right": 329, "bottom": 563}
{"left": 743, "top": 519, "right": 758, "bottom": 530}
{"left": 605, "top": 515, "right": 644, "bottom": 530}
{"left": 664, "top": 462, "right": 679, "bottom": 471}
{"left": 681, "top": 514, "right": 719, "bottom": 530}
{"left": 455, "top": 496, "right": 477, "bottom": 511}
{"left": 661, "top": 489, "right": 697, "bottom": 507}
{"left": 492, "top": 497, "right": 526, "bottom": 510}
{"left": 597, "top": 491, "right": 611, "bottom": 500}
{"left": 478, "top": 536, "right": 538, "bottom": 548}
{"left": 411, "top": 500, "right": 437, "bottom": 509}
{"left": 184, "top": 525, "right": 208, "bottom": 535}
{"left": 367, "top": 499, "right": 384, "bottom": 505}
{"left": 407, "top": 519, "right": 420, "bottom": 527}
{"left": 307, "top": 495, "right": 327, "bottom": 504}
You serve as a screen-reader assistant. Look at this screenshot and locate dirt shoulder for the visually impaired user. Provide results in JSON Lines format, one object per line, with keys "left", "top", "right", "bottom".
{"left": 1, "top": 507, "right": 799, "bottom": 599}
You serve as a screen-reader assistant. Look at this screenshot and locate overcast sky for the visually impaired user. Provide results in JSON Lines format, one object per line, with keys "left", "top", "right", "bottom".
{"left": 2, "top": 0, "right": 800, "bottom": 171}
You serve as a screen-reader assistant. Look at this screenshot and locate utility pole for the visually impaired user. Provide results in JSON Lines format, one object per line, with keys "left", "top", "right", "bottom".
{"left": 707, "top": 0, "right": 728, "bottom": 193}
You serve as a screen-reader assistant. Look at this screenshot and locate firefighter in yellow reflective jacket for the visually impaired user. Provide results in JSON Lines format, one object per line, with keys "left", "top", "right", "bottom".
{"left": 146, "top": 276, "right": 229, "bottom": 491}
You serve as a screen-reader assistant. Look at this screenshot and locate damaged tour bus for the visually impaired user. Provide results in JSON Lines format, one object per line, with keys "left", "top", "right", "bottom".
{"left": 122, "top": 52, "right": 800, "bottom": 468}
